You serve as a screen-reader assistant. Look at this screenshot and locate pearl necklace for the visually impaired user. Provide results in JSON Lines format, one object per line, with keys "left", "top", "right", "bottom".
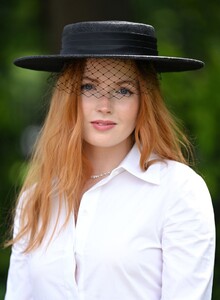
{"left": 90, "top": 170, "right": 112, "bottom": 179}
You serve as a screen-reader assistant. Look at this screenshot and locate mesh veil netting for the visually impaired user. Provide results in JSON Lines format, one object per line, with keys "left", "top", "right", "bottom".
{"left": 48, "top": 58, "right": 158, "bottom": 99}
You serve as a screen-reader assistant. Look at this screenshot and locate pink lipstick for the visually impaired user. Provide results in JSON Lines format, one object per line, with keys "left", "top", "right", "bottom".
{"left": 91, "top": 120, "right": 116, "bottom": 131}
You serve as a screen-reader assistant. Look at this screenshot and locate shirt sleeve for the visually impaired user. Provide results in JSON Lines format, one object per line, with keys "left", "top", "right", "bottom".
{"left": 5, "top": 193, "right": 33, "bottom": 300}
{"left": 161, "top": 173, "right": 215, "bottom": 300}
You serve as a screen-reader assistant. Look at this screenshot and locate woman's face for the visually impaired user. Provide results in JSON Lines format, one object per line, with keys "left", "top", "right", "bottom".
{"left": 81, "top": 58, "right": 140, "bottom": 151}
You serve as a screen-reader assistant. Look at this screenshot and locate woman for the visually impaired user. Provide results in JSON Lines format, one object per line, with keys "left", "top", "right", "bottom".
{"left": 5, "top": 21, "right": 215, "bottom": 300}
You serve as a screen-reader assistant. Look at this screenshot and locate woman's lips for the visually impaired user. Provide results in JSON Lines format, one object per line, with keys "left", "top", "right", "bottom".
{"left": 91, "top": 120, "right": 117, "bottom": 131}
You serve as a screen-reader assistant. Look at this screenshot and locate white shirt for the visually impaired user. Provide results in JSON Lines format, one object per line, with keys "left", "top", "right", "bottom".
{"left": 5, "top": 145, "right": 215, "bottom": 300}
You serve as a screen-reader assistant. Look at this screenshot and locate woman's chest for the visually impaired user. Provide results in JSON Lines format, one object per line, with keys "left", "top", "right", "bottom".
{"left": 75, "top": 181, "right": 165, "bottom": 269}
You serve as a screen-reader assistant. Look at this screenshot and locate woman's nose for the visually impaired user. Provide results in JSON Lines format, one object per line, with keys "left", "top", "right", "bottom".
{"left": 96, "top": 95, "right": 112, "bottom": 114}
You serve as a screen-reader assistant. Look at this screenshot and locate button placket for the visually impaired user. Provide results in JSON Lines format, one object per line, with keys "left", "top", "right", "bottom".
{"left": 75, "top": 188, "right": 101, "bottom": 254}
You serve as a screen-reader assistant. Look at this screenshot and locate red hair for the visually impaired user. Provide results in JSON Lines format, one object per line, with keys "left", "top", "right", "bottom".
{"left": 134, "top": 61, "right": 192, "bottom": 169}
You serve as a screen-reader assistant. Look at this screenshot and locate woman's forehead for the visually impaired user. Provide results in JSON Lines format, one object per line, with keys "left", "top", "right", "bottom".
{"left": 83, "top": 58, "right": 138, "bottom": 81}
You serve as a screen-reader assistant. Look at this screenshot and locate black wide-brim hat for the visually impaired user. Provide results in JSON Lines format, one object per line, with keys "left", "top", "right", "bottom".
{"left": 14, "top": 21, "right": 204, "bottom": 73}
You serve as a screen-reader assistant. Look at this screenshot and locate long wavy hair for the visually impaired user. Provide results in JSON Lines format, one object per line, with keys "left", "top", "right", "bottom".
{"left": 7, "top": 58, "right": 192, "bottom": 252}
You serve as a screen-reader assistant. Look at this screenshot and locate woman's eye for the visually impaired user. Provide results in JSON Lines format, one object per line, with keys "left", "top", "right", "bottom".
{"left": 117, "top": 87, "right": 132, "bottom": 96}
{"left": 81, "top": 83, "right": 94, "bottom": 91}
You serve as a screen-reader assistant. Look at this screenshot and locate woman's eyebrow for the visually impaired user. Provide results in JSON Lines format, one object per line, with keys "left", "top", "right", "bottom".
{"left": 82, "top": 77, "right": 138, "bottom": 88}
{"left": 82, "top": 76, "right": 99, "bottom": 83}
{"left": 117, "top": 80, "right": 139, "bottom": 87}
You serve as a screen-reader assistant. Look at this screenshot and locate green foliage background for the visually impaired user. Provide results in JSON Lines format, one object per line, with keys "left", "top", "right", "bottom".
{"left": 0, "top": 0, "right": 219, "bottom": 298}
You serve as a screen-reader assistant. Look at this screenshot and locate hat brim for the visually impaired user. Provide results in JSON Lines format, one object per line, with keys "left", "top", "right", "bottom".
{"left": 14, "top": 54, "right": 204, "bottom": 73}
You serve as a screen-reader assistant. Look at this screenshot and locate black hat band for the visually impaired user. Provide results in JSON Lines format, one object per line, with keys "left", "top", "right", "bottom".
{"left": 61, "top": 32, "right": 158, "bottom": 56}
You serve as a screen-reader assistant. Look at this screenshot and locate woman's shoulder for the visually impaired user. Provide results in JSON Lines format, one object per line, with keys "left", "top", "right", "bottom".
{"left": 158, "top": 159, "right": 209, "bottom": 194}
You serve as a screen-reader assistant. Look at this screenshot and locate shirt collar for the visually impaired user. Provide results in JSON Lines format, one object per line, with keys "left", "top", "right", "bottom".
{"left": 113, "top": 144, "right": 161, "bottom": 185}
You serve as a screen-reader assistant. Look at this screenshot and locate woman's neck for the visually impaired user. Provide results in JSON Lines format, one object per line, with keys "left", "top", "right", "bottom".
{"left": 83, "top": 139, "right": 134, "bottom": 175}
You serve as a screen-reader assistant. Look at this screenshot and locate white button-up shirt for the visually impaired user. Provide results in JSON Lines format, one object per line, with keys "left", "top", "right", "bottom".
{"left": 5, "top": 145, "right": 215, "bottom": 300}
